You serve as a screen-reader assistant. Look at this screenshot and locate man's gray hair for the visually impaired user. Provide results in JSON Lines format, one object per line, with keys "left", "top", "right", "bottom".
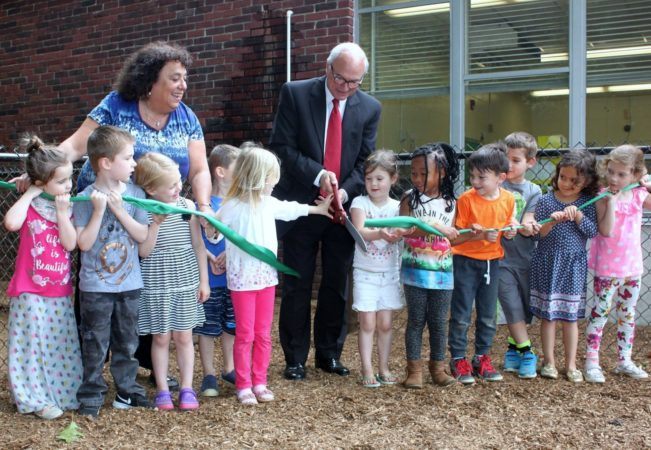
{"left": 327, "top": 42, "right": 369, "bottom": 73}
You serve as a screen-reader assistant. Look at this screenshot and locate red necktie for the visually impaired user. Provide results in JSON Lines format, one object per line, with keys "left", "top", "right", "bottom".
{"left": 324, "top": 98, "right": 342, "bottom": 181}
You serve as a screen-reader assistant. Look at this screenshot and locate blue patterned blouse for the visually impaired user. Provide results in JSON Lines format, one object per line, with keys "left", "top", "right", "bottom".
{"left": 76, "top": 91, "right": 204, "bottom": 192}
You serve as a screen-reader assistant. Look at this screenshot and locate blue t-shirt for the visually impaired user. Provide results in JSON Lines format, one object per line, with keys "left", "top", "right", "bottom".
{"left": 73, "top": 182, "right": 149, "bottom": 293}
{"left": 77, "top": 91, "right": 204, "bottom": 192}
{"left": 201, "top": 195, "right": 227, "bottom": 288}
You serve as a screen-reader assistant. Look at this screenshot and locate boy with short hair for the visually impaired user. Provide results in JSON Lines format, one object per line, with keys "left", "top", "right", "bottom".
{"left": 498, "top": 132, "right": 542, "bottom": 379}
{"left": 74, "top": 125, "right": 154, "bottom": 418}
{"left": 194, "top": 144, "right": 240, "bottom": 396}
{"left": 448, "top": 143, "right": 517, "bottom": 385}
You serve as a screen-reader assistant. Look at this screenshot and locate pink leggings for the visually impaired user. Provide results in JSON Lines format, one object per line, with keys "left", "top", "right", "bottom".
{"left": 231, "top": 286, "right": 275, "bottom": 390}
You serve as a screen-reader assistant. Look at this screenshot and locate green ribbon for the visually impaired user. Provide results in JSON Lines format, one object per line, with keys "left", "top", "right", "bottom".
{"left": 365, "top": 182, "right": 641, "bottom": 235}
{"left": 364, "top": 216, "right": 445, "bottom": 237}
{"left": 1, "top": 180, "right": 299, "bottom": 277}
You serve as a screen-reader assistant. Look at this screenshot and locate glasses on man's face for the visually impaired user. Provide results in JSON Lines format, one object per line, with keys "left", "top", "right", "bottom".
{"left": 329, "top": 64, "right": 364, "bottom": 89}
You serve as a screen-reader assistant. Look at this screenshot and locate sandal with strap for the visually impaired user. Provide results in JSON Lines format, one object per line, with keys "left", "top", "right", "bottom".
{"left": 360, "top": 376, "right": 381, "bottom": 388}
{"left": 376, "top": 373, "right": 399, "bottom": 385}
{"left": 178, "top": 388, "right": 199, "bottom": 411}
{"left": 252, "top": 385, "right": 275, "bottom": 403}
{"left": 155, "top": 391, "right": 174, "bottom": 411}
{"left": 237, "top": 389, "right": 258, "bottom": 406}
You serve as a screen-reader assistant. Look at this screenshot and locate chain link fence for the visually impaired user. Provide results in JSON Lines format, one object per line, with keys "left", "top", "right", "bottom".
{"left": 0, "top": 146, "right": 649, "bottom": 373}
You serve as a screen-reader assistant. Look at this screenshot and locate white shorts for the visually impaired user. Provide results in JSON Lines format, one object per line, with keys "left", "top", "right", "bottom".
{"left": 352, "top": 268, "right": 404, "bottom": 312}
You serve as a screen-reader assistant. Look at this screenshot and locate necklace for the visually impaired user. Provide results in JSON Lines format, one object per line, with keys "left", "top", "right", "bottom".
{"left": 140, "top": 100, "right": 168, "bottom": 129}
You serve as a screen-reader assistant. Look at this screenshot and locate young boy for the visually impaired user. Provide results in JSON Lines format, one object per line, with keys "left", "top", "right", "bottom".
{"left": 74, "top": 125, "right": 154, "bottom": 418}
{"left": 448, "top": 143, "right": 517, "bottom": 385}
{"left": 193, "top": 144, "right": 240, "bottom": 397}
{"left": 498, "top": 132, "right": 542, "bottom": 379}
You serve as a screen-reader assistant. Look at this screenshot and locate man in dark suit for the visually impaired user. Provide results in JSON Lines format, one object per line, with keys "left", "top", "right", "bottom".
{"left": 270, "top": 43, "right": 382, "bottom": 380}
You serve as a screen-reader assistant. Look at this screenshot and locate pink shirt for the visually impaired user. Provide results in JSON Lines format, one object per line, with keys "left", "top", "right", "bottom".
{"left": 6, "top": 204, "right": 73, "bottom": 297}
{"left": 588, "top": 187, "right": 648, "bottom": 278}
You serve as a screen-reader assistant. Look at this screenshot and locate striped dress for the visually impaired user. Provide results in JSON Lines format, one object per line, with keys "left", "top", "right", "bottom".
{"left": 138, "top": 197, "right": 205, "bottom": 334}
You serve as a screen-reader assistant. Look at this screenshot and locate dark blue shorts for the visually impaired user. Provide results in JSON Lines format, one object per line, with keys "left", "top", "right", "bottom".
{"left": 193, "top": 287, "right": 235, "bottom": 337}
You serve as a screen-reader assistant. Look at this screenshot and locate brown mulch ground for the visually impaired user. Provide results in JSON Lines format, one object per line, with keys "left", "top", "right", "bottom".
{"left": 1, "top": 303, "right": 650, "bottom": 450}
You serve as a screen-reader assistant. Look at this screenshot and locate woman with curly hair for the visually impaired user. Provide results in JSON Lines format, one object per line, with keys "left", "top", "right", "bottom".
{"left": 14, "top": 41, "right": 212, "bottom": 392}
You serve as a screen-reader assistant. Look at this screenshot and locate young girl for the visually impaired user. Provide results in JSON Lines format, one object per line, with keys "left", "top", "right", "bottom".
{"left": 134, "top": 153, "right": 210, "bottom": 411}
{"left": 194, "top": 144, "right": 240, "bottom": 397}
{"left": 529, "top": 149, "right": 599, "bottom": 383}
{"left": 350, "top": 150, "right": 405, "bottom": 387}
{"left": 400, "top": 143, "right": 460, "bottom": 389}
{"left": 584, "top": 145, "right": 651, "bottom": 383}
{"left": 215, "top": 146, "right": 332, "bottom": 405}
{"left": 4, "top": 134, "right": 82, "bottom": 419}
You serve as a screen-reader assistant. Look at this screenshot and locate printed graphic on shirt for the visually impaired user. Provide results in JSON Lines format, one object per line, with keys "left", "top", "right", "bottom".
{"left": 402, "top": 208, "right": 453, "bottom": 272}
{"left": 512, "top": 190, "right": 526, "bottom": 221}
{"left": 28, "top": 217, "right": 71, "bottom": 286}
{"left": 94, "top": 220, "right": 136, "bottom": 286}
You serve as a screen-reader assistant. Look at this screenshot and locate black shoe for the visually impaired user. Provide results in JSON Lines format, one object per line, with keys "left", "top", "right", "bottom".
{"left": 78, "top": 403, "right": 101, "bottom": 419}
{"left": 315, "top": 358, "right": 350, "bottom": 376}
{"left": 283, "top": 363, "right": 306, "bottom": 381}
{"left": 112, "top": 392, "right": 155, "bottom": 410}
{"left": 148, "top": 373, "right": 180, "bottom": 392}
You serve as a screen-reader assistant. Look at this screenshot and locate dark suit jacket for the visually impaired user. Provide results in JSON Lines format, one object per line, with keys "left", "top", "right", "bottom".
{"left": 269, "top": 76, "right": 382, "bottom": 206}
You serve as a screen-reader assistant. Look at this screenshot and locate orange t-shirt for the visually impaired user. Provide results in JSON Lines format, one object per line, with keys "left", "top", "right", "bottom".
{"left": 452, "top": 188, "right": 515, "bottom": 260}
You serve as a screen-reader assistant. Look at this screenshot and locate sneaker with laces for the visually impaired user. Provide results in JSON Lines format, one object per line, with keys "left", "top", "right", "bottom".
{"left": 540, "top": 363, "right": 558, "bottom": 379}
{"left": 503, "top": 348, "right": 521, "bottom": 373}
{"left": 584, "top": 366, "right": 606, "bottom": 383}
{"left": 614, "top": 362, "right": 649, "bottom": 379}
{"left": 566, "top": 369, "right": 584, "bottom": 383}
{"left": 450, "top": 358, "right": 475, "bottom": 385}
{"left": 518, "top": 351, "right": 538, "bottom": 379}
{"left": 200, "top": 375, "right": 219, "bottom": 397}
{"left": 112, "top": 392, "right": 155, "bottom": 410}
{"left": 472, "top": 355, "right": 503, "bottom": 382}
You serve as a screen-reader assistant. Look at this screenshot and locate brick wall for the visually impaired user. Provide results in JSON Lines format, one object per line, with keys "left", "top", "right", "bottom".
{"left": 0, "top": 0, "right": 355, "bottom": 149}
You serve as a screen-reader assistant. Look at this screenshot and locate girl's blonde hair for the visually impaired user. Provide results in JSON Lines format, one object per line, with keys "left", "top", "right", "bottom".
{"left": 599, "top": 144, "right": 646, "bottom": 184}
{"left": 19, "top": 133, "right": 69, "bottom": 184}
{"left": 133, "top": 152, "right": 180, "bottom": 194}
{"left": 226, "top": 146, "right": 280, "bottom": 206}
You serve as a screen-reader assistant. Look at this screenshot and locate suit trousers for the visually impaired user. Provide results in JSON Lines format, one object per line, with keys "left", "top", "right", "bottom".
{"left": 279, "top": 215, "right": 354, "bottom": 365}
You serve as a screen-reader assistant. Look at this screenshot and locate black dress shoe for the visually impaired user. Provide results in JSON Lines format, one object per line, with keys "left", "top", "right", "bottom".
{"left": 315, "top": 358, "right": 350, "bottom": 376}
{"left": 283, "top": 363, "right": 306, "bottom": 381}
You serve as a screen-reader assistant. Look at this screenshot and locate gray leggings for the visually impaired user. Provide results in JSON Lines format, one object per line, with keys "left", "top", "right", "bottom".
{"left": 404, "top": 284, "right": 452, "bottom": 361}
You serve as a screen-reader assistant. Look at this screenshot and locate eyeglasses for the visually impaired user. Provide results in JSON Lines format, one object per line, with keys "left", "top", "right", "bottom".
{"left": 329, "top": 64, "right": 364, "bottom": 88}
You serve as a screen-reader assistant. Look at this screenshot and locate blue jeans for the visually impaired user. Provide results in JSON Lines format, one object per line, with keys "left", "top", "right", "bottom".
{"left": 448, "top": 255, "right": 501, "bottom": 359}
{"left": 77, "top": 290, "right": 145, "bottom": 406}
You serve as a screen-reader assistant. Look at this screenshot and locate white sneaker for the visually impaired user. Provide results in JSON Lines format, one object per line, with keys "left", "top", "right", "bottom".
{"left": 35, "top": 405, "right": 63, "bottom": 420}
{"left": 614, "top": 362, "right": 649, "bottom": 379}
{"left": 584, "top": 366, "right": 606, "bottom": 383}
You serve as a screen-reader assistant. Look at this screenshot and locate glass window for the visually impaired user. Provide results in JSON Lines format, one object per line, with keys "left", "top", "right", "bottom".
{"left": 466, "top": 0, "right": 569, "bottom": 149}
{"left": 586, "top": 0, "right": 651, "bottom": 146}
{"left": 359, "top": 2, "right": 450, "bottom": 150}
{"left": 466, "top": 90, "right": 568, "bottom": 149}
